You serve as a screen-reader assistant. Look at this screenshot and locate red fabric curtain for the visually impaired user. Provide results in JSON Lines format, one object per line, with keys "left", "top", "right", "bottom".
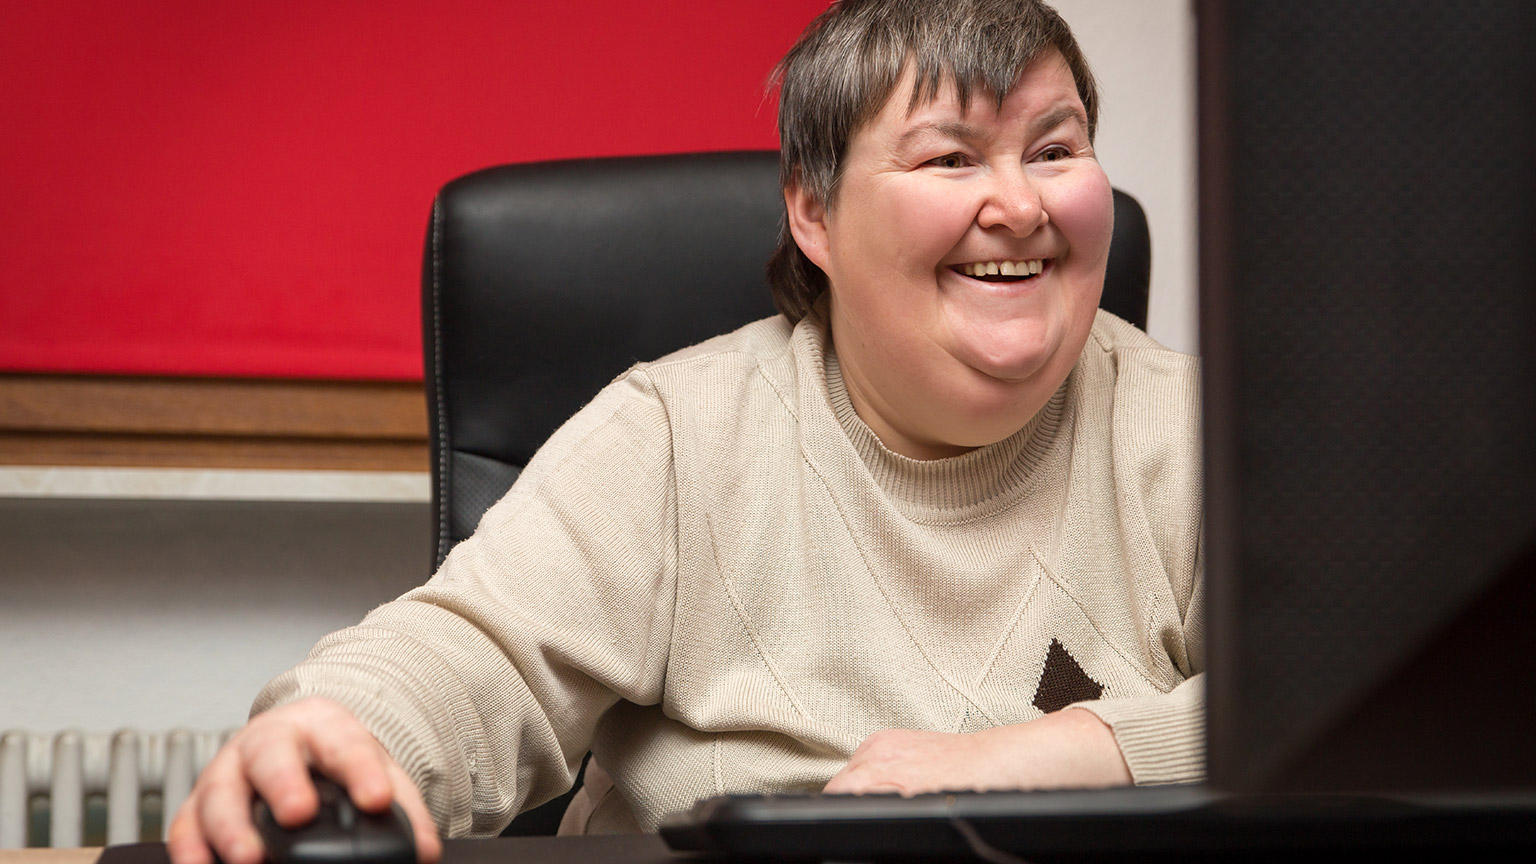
{"left": 0, "top": 0, "right": 827, "bottom": 380}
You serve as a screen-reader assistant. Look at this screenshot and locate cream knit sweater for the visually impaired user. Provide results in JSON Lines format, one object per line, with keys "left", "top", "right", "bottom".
{"left": 255, "top": 309, "right": 1205, "bottom": 836}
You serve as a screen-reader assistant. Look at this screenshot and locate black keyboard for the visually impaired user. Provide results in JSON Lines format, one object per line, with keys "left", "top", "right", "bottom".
{"left": 660, "top": 785, "right": 1536, "bottom": 862}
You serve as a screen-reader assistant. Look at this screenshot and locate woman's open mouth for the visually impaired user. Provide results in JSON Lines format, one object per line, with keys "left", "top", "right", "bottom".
{"left": 953, "top": 259, "right": 1046, "bottom": 283}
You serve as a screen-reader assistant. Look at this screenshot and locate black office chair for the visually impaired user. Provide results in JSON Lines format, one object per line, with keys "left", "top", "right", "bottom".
{"left": 419, "top": 150, "right": 1152, "bottom": 834}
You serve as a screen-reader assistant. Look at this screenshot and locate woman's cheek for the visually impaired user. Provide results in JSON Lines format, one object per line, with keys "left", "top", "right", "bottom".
{"left": 1048, "top": 166, "right": 1115, "bottom": 262}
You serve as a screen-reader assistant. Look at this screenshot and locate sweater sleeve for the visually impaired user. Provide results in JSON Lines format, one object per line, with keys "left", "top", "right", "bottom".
{"left": 1065, "top": 326, "right": 1205, "bottom": 786}
{"left": 1068, "top": 674, "right": 1204, "bottom": 786}
{"left": 252, "top": 368, "right": 680, "bottom": 837}
{"left": 1069, "top": 533, "right": 1206, "bottom": 786}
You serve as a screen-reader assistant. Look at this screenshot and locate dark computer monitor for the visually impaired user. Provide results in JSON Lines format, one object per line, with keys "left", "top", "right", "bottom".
{"left": 1197, "top": 0, "right": 1536, "bottom": 795}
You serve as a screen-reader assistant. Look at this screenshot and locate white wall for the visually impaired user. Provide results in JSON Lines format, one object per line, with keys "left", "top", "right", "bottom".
{"left": 1054, "top": 0, "right": 1199, "bottom": 355}
{"left": 0, "top": 488, "right": 430, "bottom": 735}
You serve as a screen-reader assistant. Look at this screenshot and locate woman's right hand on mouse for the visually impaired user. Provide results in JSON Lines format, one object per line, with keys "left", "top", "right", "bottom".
{"left": 166, "top": 696, "right": 443, "bottom": 864}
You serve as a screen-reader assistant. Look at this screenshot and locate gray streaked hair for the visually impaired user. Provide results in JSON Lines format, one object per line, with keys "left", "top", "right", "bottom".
{"left": 766, "top": 0, "right": 1099, "bottom": 323}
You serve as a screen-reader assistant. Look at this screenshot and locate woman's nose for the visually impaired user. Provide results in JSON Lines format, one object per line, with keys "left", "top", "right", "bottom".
{"left": 977, "top": 166, "right": 1048, "bottom": 236}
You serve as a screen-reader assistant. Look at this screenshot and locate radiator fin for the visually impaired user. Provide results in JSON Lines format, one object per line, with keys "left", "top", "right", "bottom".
{"left": 0, "top": 729, "right": 233, "bottom": 849}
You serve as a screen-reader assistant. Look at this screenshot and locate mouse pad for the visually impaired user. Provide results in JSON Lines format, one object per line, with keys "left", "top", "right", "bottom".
{"left": 96, "top": 835, "right": 678, "bottom": 864}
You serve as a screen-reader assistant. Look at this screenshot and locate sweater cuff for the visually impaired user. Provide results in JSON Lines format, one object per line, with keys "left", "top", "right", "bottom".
{"left": 1068, "top": 674, "right": 1205, "bottom": 786}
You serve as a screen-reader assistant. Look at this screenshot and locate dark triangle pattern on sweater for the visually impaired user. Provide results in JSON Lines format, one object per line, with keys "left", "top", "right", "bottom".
{"left": 1032, "top": 638, "right": 1104, "bottom": 713}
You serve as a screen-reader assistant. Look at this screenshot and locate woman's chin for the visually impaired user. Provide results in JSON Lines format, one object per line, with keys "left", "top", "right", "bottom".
{"left": 947, "top": 335, "right": 1056, "bottom": 385}
{"left": 939, "top": 305, "right": 1067, "bottom": 381}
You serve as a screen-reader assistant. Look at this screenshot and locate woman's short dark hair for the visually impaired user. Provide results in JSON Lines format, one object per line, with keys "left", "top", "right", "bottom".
{"left": 767, "top": 0, "right": 1099, "bottom": 323}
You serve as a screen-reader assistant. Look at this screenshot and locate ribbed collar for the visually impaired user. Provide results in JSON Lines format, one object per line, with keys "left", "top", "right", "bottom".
{"left": 791, "top": 312, "right": 1073, "bottom": 523}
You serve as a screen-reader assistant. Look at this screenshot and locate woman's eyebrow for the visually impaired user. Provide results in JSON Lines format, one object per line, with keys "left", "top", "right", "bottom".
{"left": 895, "top": 121, "right": 985, "bottom": 151}
{"left": 894, "top": 105, "right": 1088, "bottom": 152}
{"left": 1029, "top": 104, "right": 1088, "bottom": 139}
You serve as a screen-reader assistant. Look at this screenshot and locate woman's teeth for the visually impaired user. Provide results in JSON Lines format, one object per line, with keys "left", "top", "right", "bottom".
{"left": 959, "top": 259, "right": 1044, "bottom": 278}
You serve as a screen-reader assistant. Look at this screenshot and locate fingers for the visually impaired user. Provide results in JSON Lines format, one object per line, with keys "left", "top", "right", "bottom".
{"left": 822, "top": 729, "right": 980, "bottom": 797}
{"left": 822, "top": 757, "right": 908, "bottom": 795}
{"left": 386, "top": 760, "right": 444, "bottom": 864}
{"left": 823, "top": 730, "right": 917, "bottom": 796}
{"left": 166, "top": 697, "right": 442, "bottom": 864}
{"left": 825, "top": 717, "right": 1136, "bottom": 799}
{"left": 168, "top": 747, "right": 265, "bottom": 864}
{"left": 166, "top": 806, "right": 215, "bottom": 864}
{"left": 239, "top": 717, "right": 323, "bottom": 827}
{"left": 166, "top": 781, "right": 220, "bottom": 864}
{"left": 821, "top": 766, "right": 904, "bottom": 796}
{"left": 300, "top": 703, "right": 398, "bottom": 813}
{"left": 306, "top": 715, "right": 441, "bottom": 863}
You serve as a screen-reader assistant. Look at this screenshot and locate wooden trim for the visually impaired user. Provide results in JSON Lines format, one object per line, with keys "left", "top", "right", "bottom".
{"left": 0, "top": 432, "right": 427, "bottom": 472}
{"left": 0, "top": 375, "right": 428, "bottom": 471}
{"left": 0, "top": 848, "right": 101, "bottom": 864}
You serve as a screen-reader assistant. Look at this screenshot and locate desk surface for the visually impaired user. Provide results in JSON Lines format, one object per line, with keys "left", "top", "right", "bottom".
{"left": 0, "top": 850, "right": 100, "bottom": 864}
{"left": 76, "top": 836, "right": 678, "bottom": 864}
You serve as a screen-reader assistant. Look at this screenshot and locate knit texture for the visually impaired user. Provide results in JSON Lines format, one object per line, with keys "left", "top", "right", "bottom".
{"left": 254, "top": 309, "right": 1204, "bottom": 836}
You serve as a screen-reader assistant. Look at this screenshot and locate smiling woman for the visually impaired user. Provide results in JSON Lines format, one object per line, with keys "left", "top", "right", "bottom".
{"left": 786, "top": 52, "right": 1114, "bottom": 458}
{"left": 166, "top": 2, "right": 1204, "bottom": 859}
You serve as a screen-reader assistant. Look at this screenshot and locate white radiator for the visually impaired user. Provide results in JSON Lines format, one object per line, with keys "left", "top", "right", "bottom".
{"left": 0, "top": 729, "right": 233, "bottom": 849}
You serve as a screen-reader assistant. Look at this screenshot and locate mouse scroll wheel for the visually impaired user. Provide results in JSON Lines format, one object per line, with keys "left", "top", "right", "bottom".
{"left": 315, "top": 779, "right": 355, "bottom": 831}
{"left": 335, "top": 798, "right": 357, "bottom": 832}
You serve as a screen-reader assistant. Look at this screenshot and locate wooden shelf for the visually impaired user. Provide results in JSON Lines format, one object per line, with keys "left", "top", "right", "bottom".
{"left": 0, "top": 375, "right": 428, "bottom": 472}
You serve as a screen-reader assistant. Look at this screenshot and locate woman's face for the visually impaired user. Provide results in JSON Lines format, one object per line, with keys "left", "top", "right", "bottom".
{"left": 787, "top": 51, "right": 1114, "bottom": 459}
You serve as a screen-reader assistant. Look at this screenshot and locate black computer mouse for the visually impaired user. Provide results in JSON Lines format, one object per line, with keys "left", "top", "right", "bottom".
{"left": 253, "top": 774, "right": 417, "bottom": 864}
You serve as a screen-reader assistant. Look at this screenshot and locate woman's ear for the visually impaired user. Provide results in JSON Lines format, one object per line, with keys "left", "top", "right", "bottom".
{"left": 784, "top": 182, "right": 832, "bottom": 272}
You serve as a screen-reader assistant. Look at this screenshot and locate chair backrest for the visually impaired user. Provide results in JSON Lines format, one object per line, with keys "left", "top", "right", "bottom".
{"left": 422, "top": 150, "right": 1151, "bottom": 567}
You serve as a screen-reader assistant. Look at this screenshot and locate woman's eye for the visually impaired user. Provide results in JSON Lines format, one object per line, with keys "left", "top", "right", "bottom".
{"left": 929, "top": 153, "right": 967, "bottom": 169}
{"left": 1035, "top": 146, "right": 1071, "bottom": 163}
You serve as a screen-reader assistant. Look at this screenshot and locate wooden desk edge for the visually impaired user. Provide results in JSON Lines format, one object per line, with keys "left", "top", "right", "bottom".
{"left": 0, "top": 848, "right": 103, "bottom": 864}
{"left": 0, "top": 835, "right": 679, "bottom": 864}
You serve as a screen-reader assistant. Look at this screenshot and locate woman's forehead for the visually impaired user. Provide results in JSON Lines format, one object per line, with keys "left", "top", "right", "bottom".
{"left": 867, "top": 51, "right": 1085, "bottom": 139}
